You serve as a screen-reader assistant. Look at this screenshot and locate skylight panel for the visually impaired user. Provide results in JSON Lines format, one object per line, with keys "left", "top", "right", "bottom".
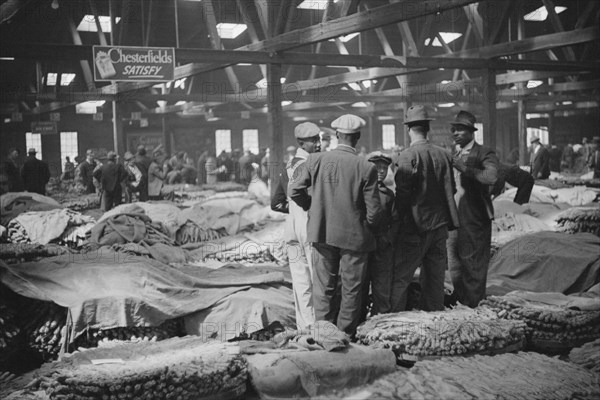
{"left": 216, "top": 23, "right": 247, "bottom": 39}
{"left": 77, "top": 15, "right": 121, "bottom": 33}
{"left": 524, "top": 6, "right": 567, "bottom": 21}
{"left": 298, "top": 0, "right": 340, "bottom": 10}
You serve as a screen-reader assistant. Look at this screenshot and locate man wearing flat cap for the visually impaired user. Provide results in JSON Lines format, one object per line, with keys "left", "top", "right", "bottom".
{"left": 290, "top": 114, "right": 383, "bottom": 336}
{"left": 363, "top": 150, "right": 394, "bottom": 318}
{"left": 272, "top": 122, "right": 322, "bottom": 329}
{"left": 21, "top": 148, "right": 50, "bottom": 195}
{"left": 448, "top": 110, "right": 499, "bottom": 308}
{"left": 529, "top": 136, "right": 550, "bottom": 180}
{"left": 391, "top": 105, "right": 459, "bottom": 312}
{"left": 93, "top": 151, "right": 128, "bottom": 212}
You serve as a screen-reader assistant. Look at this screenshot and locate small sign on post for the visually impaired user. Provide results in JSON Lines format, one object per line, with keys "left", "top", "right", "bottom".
{"left": 93, "top": 46, "right": 176, "bottom": 82}
{"left": 31, "top": 121, "right": 58, "bottom": 135}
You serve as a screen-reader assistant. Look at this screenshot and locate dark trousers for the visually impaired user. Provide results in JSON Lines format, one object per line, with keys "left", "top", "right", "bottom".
{"left": 391, "top": 225, "right": 448, "bottom": 312}
{"left": 312, "top": 243, "right": 368, "bottom": 336}
{"left": 100, "top": 187, "right": 122, "bottom": 212}
{"left": 448, "top": 218, "right": 492, "bottom": 308}
{"left": 514, "top": 178, "right": 534, "bottom": 205}
{"left": 362, "top": 232, "right": 393, "bottom": 318}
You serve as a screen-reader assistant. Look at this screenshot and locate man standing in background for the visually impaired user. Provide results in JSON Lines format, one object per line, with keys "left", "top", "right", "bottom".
{"left": 447, "top": 110, "right": 498, "bottom": 308}
{"left": 290, "top": 114, "right": 383, "bottom": 336}
{"left": 135, "top": 145, "right": 152, "bottom": 201}
{"left": 21, "top": 148, "right": 50, "bottom": 195}
{"left": 4, "top": 148, "right": 23, "bottom": 192}
{"left": 530, "top": 136, "right": 550, "bottom": 179}
{"left": 77, "top": 149, "right": 97, "bottom": 194}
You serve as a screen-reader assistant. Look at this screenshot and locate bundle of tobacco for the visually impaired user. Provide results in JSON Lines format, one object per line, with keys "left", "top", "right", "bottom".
{"left": 29, "top": 338, "right": 248, "bottom": 400}
{"left": 325, "top": 352, "right": 600, "bottom": 400}
{"left": 356, "top": 305, "right": 526, "bottom": 357}
{"left": 569, "top": 338, "right": 600, "bottom": 373}
{"left": 554, "top": 207, "right": 600, "bottom": 236}
{"left": 481, "top": 295, "right": 600, "bottom": 347}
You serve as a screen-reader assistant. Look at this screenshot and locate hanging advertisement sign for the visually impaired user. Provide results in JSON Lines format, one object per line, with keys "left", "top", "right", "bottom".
{"left": 93, "top": 45, "right": 175, "bottom": 82}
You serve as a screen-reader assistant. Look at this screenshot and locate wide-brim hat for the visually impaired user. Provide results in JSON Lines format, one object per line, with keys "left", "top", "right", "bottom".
{"left": 450, "top": 110, "right": 478, "bottom": 131}
{"left": 530, "top": 136, "right": 541, "bottom": 144}
{"left": 404, "top": 105, "right": 434, "bottom": 125}
{"left": 124, "top": 151, "right": 135, "bottom": 161}
{"left": 27, "top": 148, "right": 37, "bottom": 154}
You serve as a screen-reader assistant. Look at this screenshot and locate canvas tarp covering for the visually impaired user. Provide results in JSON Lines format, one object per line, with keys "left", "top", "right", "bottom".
{"left": 0, "top": 254, "right": 286, "bottom": 339}
{"left": 488, "top": 231, "right": 600, "bottom": 295}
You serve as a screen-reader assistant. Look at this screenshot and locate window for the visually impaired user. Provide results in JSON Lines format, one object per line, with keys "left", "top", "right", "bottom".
{"left": 527, "top": 127, "right": 549, "bottom": 145}
{"left": 474, "top": 123, "right": 484, "bottom": 145}
{"left": 382, "top": 124, "right": 396, "bottom": 150}
{"left": 25, "top": 132, "right": 42, "bottom": 160}
{"left": 242, "top": 129, "right": 259, "bottom": 154}
{"left": 60, "top": 132, "right": 79, "bottom": 171}
{"left": 215, "top": 129, "right": 232, "bottom": 155}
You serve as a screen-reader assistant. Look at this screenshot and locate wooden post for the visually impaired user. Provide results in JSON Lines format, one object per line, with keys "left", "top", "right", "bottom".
{"left": 267, "top": 62, "right": 283, "bottom": 198}
{"left": 162, "top": 116, "right": 171, "bottom": 155}
{"left": 518, "top": 99, "right": 527, "bottom": 166}
{"left": 111, "top": 100, "right": 124, "bottom": 155}
{"left": 368, "top": 116, "right": 377, "bottom": 152}
{"left": 482, "top": 68, "right": 497, "bottom": 151}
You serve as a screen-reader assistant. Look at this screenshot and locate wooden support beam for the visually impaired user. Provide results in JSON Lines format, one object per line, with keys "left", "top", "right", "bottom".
{"left": 575, "top": 1, "right": 598, "bottom": 29}
{"left": 99, "top": 0, "right": 481, "bottom": 95}
{"left": 482, "top": 68, "right": 496, "bottom": 149}
{"left": 274, "top": 0, "right": 293, "bottom": 36}
{"left": 339, "top": 0, "right": 361, "bottom": 17}
{"left": 236, "top": 0, "right": 267, "bottom": 79}
{"left": 442, "top": 26, "right": 598, "bottom": 59}
{"left": 416, "top": 14, "right": 434, "bottom": 54}
{"left": 463, "top": 3, "right": 484, "bottom": 46}
{"left": 67, "top": 17, "right": 95, "bottom": 91}
{"left": 452, "top": 24, "right": 472, "bottom": 81}
{"left": 254, "top": 0, "right": 270, "bottom": 38}
{"left": 542, "top": 0, "right": 576, "bottom": 62}
{"left": 267, "top": 62, "right": 283, "bottom": 199}
{"left": 489, "top": 0, "right": 515, "bottom": 45}
{"left": 89, "top": 0, "right": 109, "bottom": 46}
{"left": 495, "top": 70, "right": 588, "bottom": 86}
{"left": 204, "top": 0, "right": 241, "bottom": 93}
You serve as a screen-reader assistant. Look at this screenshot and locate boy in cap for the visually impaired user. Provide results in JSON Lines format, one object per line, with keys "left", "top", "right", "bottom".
{"left": 93, "top": 151, "right": 128, "bottom": 212}
{"left": 290, "top": 114, "right": 383, "bottom": 336}
{"left": 362, "top": 151, "right": 394, "bottom": 318}
{"left": 21, "top": 148, "right": 50, "bottom": 195}
{"left": 278, "top": 122, "right": 322, "bottom": 329}
{"left": 529, "top": 136, "right": 550, "bottom": 179}
{"left": 448, "top": 110, "right": 498, "bottom": 308}
{"left": 391, "top": 105, "right": 459, "bottom": 312}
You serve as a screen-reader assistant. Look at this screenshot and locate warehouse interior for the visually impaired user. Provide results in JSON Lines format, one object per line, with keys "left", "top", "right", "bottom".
{"left": 1, "top": 0, "right": 599, "bottom": 399}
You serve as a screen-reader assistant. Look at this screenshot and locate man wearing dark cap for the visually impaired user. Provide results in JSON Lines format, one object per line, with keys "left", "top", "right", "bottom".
{"left": 135, "top": 145, "right": 152, "bottom": 201}
{"left": 529, "top": 136, "right": 550, "bottom": 179}
{"left": 21, "top": 148, "right": 51, "bottom": 195}
{"left": 363, "top": 151, "right": 395, "bottom": 317}
{"left": 93, "top": 151, "right": 128, "bottom": 212}
{"left": 448, "top": 110, "right": 499, "bottom": 308}
{"left": 290, "top": 114, "right": 383, "bottom": 336}
{"left": 391, "top": 105, "right": 459, "bottom": 312}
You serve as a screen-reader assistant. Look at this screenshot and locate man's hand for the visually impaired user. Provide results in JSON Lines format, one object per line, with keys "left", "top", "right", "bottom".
{"left": 452, "top": 156, "right": 467, "bottom": 173}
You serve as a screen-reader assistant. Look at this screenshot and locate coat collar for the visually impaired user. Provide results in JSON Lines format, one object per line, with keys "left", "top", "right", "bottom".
{"left": 334, "top": 144, "right": 357, "bottom": 154}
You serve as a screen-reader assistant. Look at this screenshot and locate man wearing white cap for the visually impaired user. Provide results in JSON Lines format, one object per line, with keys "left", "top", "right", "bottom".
{"left": 279, "top": 122, "right": 322, "bottom": 329}
{"left": 290, "top": 114, "right": 383, "bottom": 336}
{"left": 529, "top": 136, "right": 550, "bottom": 179}
{"left": 391, "top": 105, "right": 459, "bottom": 312}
